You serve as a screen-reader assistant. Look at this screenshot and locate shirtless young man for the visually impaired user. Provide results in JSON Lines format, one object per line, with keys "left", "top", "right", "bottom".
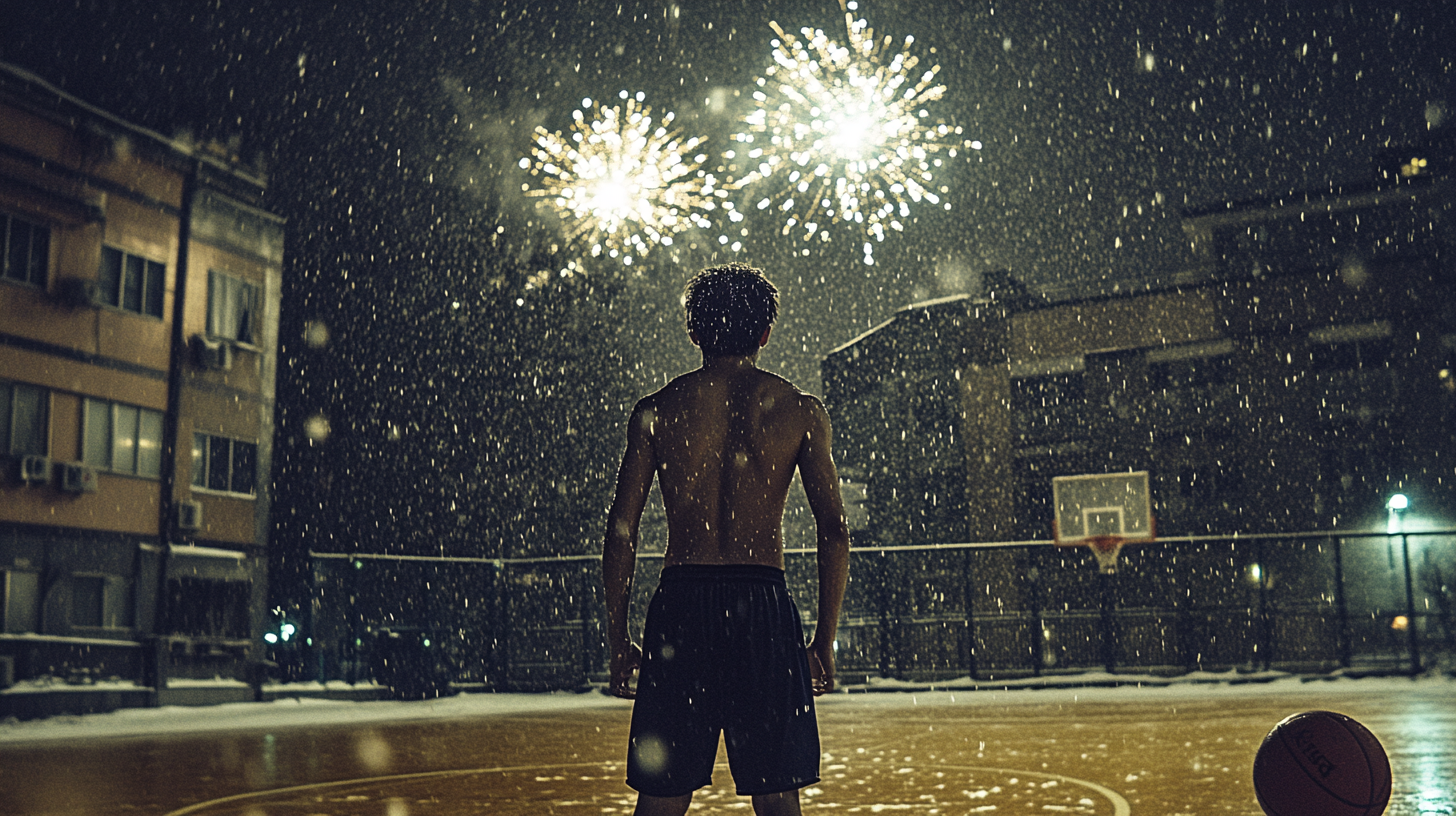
{"left": 602, "top": 263, "right": 851, "bottom": 816}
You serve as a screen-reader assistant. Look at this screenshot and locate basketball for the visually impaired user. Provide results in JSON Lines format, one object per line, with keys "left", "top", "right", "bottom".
{"left": 1252, "top": 710, "right": 1392, "bottom": 816}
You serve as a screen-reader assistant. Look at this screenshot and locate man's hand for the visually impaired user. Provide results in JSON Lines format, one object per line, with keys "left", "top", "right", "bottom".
{"left": 610, "top": 641, "right": 642, "bottom": 699}
{"left": 808, "top": 636, "right": 835, "bottom": 696}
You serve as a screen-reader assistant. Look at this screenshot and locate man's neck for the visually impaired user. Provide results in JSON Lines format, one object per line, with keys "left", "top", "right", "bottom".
{"left": 700, "top": 353, "right": 760, "bottom": 372}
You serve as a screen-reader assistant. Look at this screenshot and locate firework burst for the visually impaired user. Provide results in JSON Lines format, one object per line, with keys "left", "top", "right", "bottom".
{"left": 519, "top": 91, "right": 731, "bottom": 266}
{"left": 724, "top": 0, "right": 975, "bottom": 263}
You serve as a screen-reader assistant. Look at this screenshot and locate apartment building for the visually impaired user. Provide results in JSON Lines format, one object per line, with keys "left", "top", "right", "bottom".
{"left": 823, "top": 142, "right": 1454, "bottom": 546}
{"left": 0, "top": 63, "right": 283, "bottom": 715}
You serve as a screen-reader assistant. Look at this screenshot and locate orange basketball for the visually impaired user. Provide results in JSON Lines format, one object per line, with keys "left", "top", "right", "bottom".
{"left": 1252, "top": 710, "right": 1391, "bottom": 816}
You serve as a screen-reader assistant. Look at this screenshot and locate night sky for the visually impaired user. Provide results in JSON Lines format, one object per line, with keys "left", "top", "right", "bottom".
{"left": 2, "top": 0, "right": 1451, "bottom": 580}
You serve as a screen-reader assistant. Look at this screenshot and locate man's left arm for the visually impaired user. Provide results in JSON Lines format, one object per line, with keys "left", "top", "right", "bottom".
{"left": 798, "top": 396, "right": 850, "bottom": 695}
{"left": 602, "top": 401, "right": 657, "bottom": 698}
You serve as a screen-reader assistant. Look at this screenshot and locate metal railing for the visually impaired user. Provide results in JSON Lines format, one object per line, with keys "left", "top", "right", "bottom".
{"left": 298, "top": 528, "right": 1456, "bottom": 692}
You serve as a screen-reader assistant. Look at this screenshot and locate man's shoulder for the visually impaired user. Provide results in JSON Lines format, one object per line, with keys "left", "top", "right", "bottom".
{"left": 764, "top": 372, "right": 826, "bottom": 412}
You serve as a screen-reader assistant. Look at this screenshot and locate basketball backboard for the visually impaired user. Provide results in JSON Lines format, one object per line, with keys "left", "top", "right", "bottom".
{"left": 1052, "top": 471, "right": 1154, "bottom": 572}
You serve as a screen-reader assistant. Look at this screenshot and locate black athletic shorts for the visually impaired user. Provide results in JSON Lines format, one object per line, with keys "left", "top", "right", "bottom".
{"left": 625, "top": 564, "right": 820, "bottom": 797}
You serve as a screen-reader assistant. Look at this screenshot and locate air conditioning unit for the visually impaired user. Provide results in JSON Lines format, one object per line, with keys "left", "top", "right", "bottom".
{"left": 56, "top": 277, "right": 104, "bottom": 308}
{"left": 192, "top": 334, "right": 234, "bottom": 371}
{"left": 16, "top": 454, "right": 51, "bottom": 484}
{"left": 60, "top": 462, "right": 99, "bottom": 494}
{"left": 177, "top": 499, "right": 203, "bottom": 531}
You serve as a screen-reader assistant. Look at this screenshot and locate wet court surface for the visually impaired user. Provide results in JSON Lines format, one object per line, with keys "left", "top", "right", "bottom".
{"left": 2, "top": 678, "right": 1452, "bottom": 815}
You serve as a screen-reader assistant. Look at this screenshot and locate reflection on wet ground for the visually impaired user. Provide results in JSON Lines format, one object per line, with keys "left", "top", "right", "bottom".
{"left": 1, "top": 680, "right": 1451, "bottom": 815}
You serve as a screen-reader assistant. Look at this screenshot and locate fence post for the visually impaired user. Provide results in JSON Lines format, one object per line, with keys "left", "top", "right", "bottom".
{"left": 877, "top": 551, "right": 892, "bottom": 679}
{"left": 581, "top": 560, "right": 599, "bottom": 680}
{"left": 1099, "top": 571, "right": 1116, "bottom": 673}
{"left": 1256, "top": 539, "right": 1271, "bottom": 671}
{"left": 1401, "top": 532, "right": 1421, "bottom": 675}
{"left": 1027, "top": 559, "right": 1044, "bottom": 677}
{"left": 963, "top": 548, "right": 979, "bottom": 680}
{"left": 1333, "top": 536, "right": 1351, "bottom": 668}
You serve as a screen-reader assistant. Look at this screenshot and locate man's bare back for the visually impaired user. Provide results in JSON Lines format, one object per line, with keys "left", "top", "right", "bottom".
{"left": 641, "top": 358, "right": 827, "bottom": 569}
{"left": 603, "top": 345, "right": 848, "bottom": 694}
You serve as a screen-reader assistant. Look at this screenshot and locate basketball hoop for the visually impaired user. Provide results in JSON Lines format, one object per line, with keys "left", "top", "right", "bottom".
{"left": 1085, "top": 535, "right": 1125, "bottom": 575}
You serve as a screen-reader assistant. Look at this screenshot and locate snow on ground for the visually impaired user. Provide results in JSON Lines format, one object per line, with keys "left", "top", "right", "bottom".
{"left": 1, "top": 673, "right": 1450, "bottom": 745}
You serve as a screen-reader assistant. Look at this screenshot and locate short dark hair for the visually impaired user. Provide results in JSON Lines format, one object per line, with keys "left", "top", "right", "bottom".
{"left": 682, "top": 263, "right": 779, "bottom": 356}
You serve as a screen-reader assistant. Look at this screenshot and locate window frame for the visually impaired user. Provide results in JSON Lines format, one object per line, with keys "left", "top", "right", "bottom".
{"left": 2, "top": 569, "right": 40, "bottom": 634}
{"left": 97, "top": 245, "right": 166, "bottom": 319}
{"left": 1, "top": 210, "right": 51, "bottom": 287}
{"left": 1, "top": 380, "right": 50, "bottom": 457}
{"left": 206, "top": 269, "right": 260, "bottom": 346}
{"left": 82, "top": 398, "right": 164, "bottom": 478}
{"left": 69, "top": 572, "right": 132, "bottom": 631}
{"left": 191, "top": 431, "right": 259, "bottom": 497}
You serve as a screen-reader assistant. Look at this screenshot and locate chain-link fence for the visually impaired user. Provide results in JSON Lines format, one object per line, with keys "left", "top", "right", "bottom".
{"left": 296, "top": 529, "right": 1456, "bottom": 694}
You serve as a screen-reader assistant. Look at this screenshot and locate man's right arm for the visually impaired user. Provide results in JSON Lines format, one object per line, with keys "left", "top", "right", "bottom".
{"left": 602, "top": 400, "right": 657, "bottom": 698}
{"left": 797, "top": 396, "right": 850, "bottom": 695}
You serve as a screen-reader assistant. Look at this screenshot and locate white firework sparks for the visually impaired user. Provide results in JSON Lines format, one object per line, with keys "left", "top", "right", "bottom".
{"left": 519, "top": 91, "right": 731, "bottom": 265}
{"left": 723, "top": 1, "right": 975, "bottom": 263}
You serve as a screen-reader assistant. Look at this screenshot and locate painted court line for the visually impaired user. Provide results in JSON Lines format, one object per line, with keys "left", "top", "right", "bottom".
{"left": 160, "top": 762, "right": 607, "bottom": 816}
{"left": 161, "top": 760, "right": 1130, "bottom": 815}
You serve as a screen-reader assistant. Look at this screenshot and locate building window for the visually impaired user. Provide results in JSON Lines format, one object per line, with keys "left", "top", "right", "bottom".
{"left": 1308, "top": 322, "right": 1397, "bottom": 422}
{"left": 69, "top": 574, "right": 131, "bottom": 629}
{"left": 3, "top": 570, "right": 40, "bottom": 634}
{"left": 1011, "top": 357, "right": 1087, "bottom": 445}
{"left": 207, "top": 270, "right": 258, "bottom": 344}
{"left": 192, "top": 433, "right": 257, "bottom": 495}
{"left": 72, "top": 575, "right": 105, "bottom": 628}
{"left": 1, "top": 212, "right": 50, "bottom": 286}
{"left": 98, "top": 246, "right": 165, "bottom": 318}
{"left": 1, "top": 380, "right": 49, "bottom": 456}
{"left": 1308, "top": 322, "right": 1395, "bottom": 371}
{"left": 168, "top": 578, "right": 250, "bottom": 638}
{"left": 83, "top": 398, "right": 164, "bottom": 478}
{"left": 1147, "top": 340, "right": 1238, "bottom": 416}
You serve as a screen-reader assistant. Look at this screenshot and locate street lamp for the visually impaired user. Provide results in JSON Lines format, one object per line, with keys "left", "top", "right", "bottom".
{"left": 1387, "top": 493, "right": 1419, "bottom": 675}
{"left": 1387, "top": 493, "right": 1409, "bottom": 532}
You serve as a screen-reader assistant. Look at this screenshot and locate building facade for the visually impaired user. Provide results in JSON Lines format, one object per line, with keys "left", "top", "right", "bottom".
{"left": 0, "top": 63, "right": 284, "bottom": 713}
{"left": 824, "top": 149, "right": 1455, "bottom": 547}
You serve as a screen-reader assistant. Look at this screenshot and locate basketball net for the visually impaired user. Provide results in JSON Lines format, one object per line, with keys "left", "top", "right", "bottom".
{"left": 1086, "top": 535, "right": 1125, "bottom": 575}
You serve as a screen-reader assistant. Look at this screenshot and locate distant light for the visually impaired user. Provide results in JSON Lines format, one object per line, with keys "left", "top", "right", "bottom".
{"left": 304, "top": 413, "right": 331, "bottom": 443}
{"left": 303, "top": 320, "right": 330, "bottom": 349}
{"left": 1392, "top": 615, "right": 1409, "bottom": 631}
{"left": 1388, "top": 494, "right": 1409, "bottom": 511}
{"left": 970, "top": 140, "right": 982, "bottom": 150}
{"left": 264, "top": 633, "right": 279, "bottom": 644}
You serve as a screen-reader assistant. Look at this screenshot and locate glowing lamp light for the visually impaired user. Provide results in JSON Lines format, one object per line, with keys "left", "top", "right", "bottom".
{"left": 1387, "top": 494, "right": 1409, "bottom": 511}
{"left": 1392, "top": 615, "right": 1410, "bottom": 631}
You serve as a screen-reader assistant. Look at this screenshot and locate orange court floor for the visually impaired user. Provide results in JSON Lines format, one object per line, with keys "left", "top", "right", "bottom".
{"left": 1, "top": 676, "right": 1452, "bottom": 816}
